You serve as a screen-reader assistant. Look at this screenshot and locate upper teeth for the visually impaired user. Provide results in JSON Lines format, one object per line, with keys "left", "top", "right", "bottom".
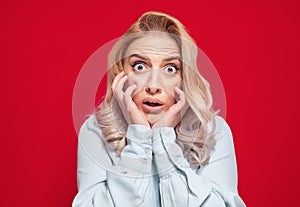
{"left": 145, "top": 101, "right": 160, "bottom": 106}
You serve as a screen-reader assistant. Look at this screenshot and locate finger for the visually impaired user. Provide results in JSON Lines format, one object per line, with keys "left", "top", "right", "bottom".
{"left": 124, "top": 84, "right": 137, "bottom": 97}
{"left": 124, "top": 85, "right": 137, "bottom": 109}
{"left": 174, "top": 86, "right": 187, "bottom": 110}
{"left": 115, "top": 75, "right": 128, "bottom": 95}
{"left": 111, "top": 71, "right": 125, "bottom": 91}
{"left": 113, "top": 75, "right": 128, "bottom": 104}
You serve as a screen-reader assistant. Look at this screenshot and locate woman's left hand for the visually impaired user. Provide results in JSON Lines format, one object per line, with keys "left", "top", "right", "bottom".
{"left": 152, "top": 87, "right": 189, "bottom": 129}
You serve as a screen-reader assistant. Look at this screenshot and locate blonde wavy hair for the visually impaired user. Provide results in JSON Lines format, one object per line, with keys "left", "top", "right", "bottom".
{"left": 96, "top": 11, "right": 216, "bottom": 168}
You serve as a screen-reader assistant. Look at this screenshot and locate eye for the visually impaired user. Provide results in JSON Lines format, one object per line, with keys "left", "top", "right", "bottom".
{"left": 131, "top": 61, "right": 147, "bottom": 72}
{"left": 163, "top": 64, "right": 180, "bottom": 74}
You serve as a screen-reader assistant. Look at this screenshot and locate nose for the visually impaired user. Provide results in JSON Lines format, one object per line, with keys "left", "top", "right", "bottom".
{"left": 144, "top": 69, "right": 163, "bottom": 94}
{"left": 145, "top": 86, "right": 162, "bottom": 94}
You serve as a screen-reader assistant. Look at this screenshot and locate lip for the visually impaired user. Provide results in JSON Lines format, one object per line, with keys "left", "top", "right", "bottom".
{"left": 142, "top": 97, "right": 164, "bottom": 113}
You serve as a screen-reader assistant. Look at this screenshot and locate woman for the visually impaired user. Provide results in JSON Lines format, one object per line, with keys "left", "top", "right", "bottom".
{"left": 72, "top": 11, "right": 246, "bottom": 207}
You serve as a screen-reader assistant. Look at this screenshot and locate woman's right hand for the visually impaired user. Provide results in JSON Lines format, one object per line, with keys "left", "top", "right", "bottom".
{"left": 112, "top": 71, "right": 150, "bottom": 127}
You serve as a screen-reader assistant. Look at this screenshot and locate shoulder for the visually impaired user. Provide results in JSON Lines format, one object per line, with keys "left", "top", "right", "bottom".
{"left": 208, "top": 115, "right": 237, "bottom": 160}
{"left": 78, "top": 114, "right": 114, "bottom": 171}
{"left": 212, "top": 115, "right": 233, "bottom": 143}
{"left": 79, "top": 114, "right": 102, "bottom": 137}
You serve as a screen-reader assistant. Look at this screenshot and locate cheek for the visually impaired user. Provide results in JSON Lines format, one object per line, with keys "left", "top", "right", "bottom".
{"left": 163, "top": 96, "right": 176, "bottom": 111}
{"left": 127, "top": 73, "right": 147, "bottom": 93}
{"left": 132, "top": 93, "right": 144, "bottom": 109}
{"left": 161, "top": 77, "right": 182, "bottom": 97}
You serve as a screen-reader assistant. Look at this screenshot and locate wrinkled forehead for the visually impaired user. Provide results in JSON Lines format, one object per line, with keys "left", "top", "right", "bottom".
{"left": 124, "top": 32, "right": 181, "bottom": 58}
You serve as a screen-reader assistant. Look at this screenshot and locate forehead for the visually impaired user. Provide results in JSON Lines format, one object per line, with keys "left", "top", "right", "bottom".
{"left": 124, "top": 33, "right": 180, "bottom": 58}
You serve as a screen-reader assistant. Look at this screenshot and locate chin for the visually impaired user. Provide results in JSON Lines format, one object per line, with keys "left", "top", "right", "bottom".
{"left": 145, "top": 111, "right": 164, "bottom": 125}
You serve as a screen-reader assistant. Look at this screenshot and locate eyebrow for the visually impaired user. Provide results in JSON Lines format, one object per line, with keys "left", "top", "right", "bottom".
{"left": 128, "top": 54, "right": 182, "bottom": 63}
{"left": 128, "top": 54, "right": 150, "bottom": 61}
{"left": 163, "top": 56, "right": 182, "bottom": 63}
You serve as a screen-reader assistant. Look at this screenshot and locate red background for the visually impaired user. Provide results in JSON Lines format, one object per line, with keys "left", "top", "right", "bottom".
{"left": 1, "top": 0, "right": 299, "bottom": 206}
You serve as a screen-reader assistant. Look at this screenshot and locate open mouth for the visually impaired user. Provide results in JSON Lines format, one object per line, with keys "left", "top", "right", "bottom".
{"left": 143, "top": 101, "right": 163, "bottom": 107}
{"left": 142, "top": 98, "right": 164, "bottom": 113}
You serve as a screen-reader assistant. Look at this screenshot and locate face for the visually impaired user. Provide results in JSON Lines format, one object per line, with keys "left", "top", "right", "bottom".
{"left": 123, "top": 33, "right": 182, "bottom": 124}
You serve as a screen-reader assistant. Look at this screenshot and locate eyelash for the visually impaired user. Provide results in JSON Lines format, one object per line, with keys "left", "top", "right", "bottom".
{"left": 166, "top": 64, "right": 180, "bottom": 71}
{"left": 131, "top": 61, "right": 181, "bottom": 73}
{"left": 131, "top": 61, "right": 146, "bottom": 69}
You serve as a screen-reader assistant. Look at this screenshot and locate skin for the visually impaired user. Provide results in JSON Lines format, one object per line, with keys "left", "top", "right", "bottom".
{"left": 112, "top": 33, "right": 189, "bottom": 128}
